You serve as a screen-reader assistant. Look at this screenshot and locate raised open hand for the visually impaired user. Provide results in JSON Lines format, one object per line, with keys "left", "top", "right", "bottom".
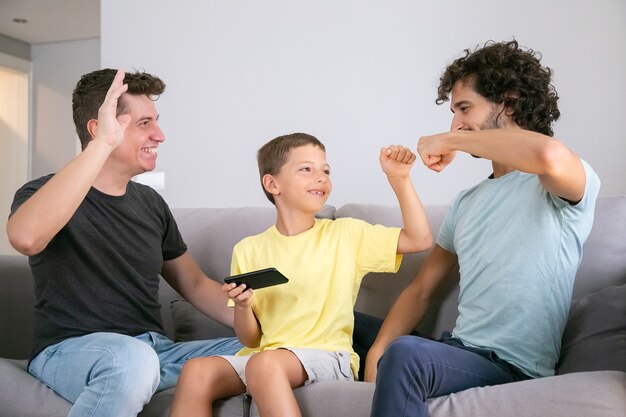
{"left": 94, "top": 69, "right": 130, "bottom": 149}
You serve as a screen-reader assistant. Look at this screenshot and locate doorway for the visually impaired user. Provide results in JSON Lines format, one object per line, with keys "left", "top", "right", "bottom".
{"left": 0, "top": 52, "right": 30, "bottom": 255}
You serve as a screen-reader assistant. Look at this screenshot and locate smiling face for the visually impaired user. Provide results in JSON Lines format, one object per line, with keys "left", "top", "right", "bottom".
{"left": 265, "top": 144, "right": 332, "bottom": 214}
{"left": 110, "top": 94, "right": 165, "bottom": 177}
{"left": 449, "top": 78, "right": 516, "bottom": 132}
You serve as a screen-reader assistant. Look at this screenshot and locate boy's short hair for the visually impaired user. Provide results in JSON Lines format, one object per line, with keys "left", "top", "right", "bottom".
{"left": 257, "top": 133, "right": 326, "bottom": 204}
{"left": 72, "top": 68, "right": 166, "bottom": 150}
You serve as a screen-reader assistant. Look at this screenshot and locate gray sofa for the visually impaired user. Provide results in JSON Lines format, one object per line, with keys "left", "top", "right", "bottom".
{"left": 1, "top": 197, "right": 625, "bottom": 417}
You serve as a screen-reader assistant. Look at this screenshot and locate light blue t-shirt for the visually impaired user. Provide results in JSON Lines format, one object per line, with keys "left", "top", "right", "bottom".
{"left": 437, "top": 160, "right": 600, "bottom": 378}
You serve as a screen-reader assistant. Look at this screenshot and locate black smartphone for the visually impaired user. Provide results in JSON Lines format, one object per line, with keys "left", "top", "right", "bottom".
{"left": 224, "top": 267, "right": 289, "bottom": 290}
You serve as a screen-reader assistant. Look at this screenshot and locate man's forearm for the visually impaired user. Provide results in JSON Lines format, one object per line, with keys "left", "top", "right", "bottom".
{"left": 7, "top": 141, "right": 113, "bottom": 255}
{"left": 446, "top": 129, "right": 586, "bottom": 201}
{"left": 373, "top": 245, "right": 457, "bottom": 352}
{"left": 372, "top": 284, "right": 430, "bottom": 352}
{"left": 448, "top": 129, "right": 569, "bottom": 175}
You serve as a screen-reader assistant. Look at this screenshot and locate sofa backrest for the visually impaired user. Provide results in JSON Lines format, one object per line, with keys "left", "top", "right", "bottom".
{"left": 2, "top": 197, "right": 624, "bottom": 362}
{"left": 167, "top": 196, "right": 626, "bottom": 340}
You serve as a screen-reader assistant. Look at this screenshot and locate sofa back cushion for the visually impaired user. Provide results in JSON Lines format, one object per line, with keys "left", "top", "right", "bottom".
{"left": 557, "top": 284, "right": 626, "bottom": 374}
{"left": 0, "top": 255, "right": 34, "bottom": 359}
{"left": 572, "top": 196, "right": 626, "bottom": 299}
{"left": 172, "top": 207, "right": 278, "bottom": 281}
{"left": 170, "top": 298, "right": 235, "bottom": 341}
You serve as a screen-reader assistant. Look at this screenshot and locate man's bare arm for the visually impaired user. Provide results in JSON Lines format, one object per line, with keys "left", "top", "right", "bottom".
{"left": 364, "top": 245, "right": 458, "bottom": 382}
{"left": 7, "top": 70, "right": 130, "bottom": 255}
{"left": 418, "top": 129, "right": 586, "bottom": 202}
{"left": 161, "top": 252, "right": 234, "bottom": 328}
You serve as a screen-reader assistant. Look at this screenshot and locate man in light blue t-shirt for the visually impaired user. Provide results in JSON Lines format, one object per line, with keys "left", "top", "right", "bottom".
{"left": 366, "top": 40, "right": 601, "bottom": 417}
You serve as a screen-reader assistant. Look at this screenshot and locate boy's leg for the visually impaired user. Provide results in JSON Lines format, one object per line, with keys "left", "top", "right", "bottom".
{"left": 370, "top": 335, "right": 525, "bottom": 417}
{"left": 245, "top": 349, "right": 309, "bottom": 417}
{"left": 169, "top": 356, "right": 246, "bottom": 417}
{"left": 144, "top": 332, "right": 242, "bottom": 392}
{"left": 28, "top": 332, "right": 160, "bottom": 417}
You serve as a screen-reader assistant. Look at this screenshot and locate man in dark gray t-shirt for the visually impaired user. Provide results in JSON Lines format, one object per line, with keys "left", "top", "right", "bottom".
{"left": 7, "top": 69, "right": 242, "bottom": 417}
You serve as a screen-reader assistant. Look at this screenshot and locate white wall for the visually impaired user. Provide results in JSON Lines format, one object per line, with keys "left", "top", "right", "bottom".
{"left": 102, "top": 0, "right": 626, "bottom": 208}
{"left": 31, "top": 38, "right": 100, "bottom": 178}
{"left": 0, "top": 53, "right": 30, "bottom": 255}
{"left": 0, "top": 39, "right": 99, "bottom": 254}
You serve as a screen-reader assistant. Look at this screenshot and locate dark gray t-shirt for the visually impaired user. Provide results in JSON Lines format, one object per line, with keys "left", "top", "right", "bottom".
{"left": 10, "top": 174, "right": 187, "bottom": 359}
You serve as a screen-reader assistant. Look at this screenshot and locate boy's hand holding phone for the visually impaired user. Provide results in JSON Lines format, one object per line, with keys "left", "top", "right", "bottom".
{"left": 223, "top": 282, "right": 253, "bottom": 308}
{"left": 223, "top": 268, "right": 289, "bottom": 309}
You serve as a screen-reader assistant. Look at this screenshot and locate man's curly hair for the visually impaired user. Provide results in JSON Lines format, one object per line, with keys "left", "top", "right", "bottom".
{"left": 437, "top": 40, "right": 560, "bottom": 136}
{"left": 72, "top": 69, "right": 165, "bottom": 150}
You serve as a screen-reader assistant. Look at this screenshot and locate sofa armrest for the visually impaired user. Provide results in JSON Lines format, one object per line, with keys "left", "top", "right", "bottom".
{"left": 0, "top": 255, "right": 35, "bottom": 359}
{"left": 0, "top": 358, "right": 71, "bottom": 416}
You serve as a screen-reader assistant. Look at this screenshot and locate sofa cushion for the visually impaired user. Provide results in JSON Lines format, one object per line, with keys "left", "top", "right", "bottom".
{"left": 557, "top": 284, "right": 626, "bottom": 374}
{"left": 572, "top": 196, "right": 626, "bottom": 299}
{"left": 428, "top": 370, "right": 626, "bottom": 417}
{"left": 171, "top": 299, "right": 235, "bottom": 342}
{"left": 140, "top": 388, "right": 247, "bottom": 417}
{"left": 0, "top": 358, "right": 71, "bottom": 417}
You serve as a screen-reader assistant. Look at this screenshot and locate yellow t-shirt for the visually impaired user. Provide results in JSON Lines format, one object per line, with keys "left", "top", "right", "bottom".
{"left": 230, "top": 217, "right": 402, "bottom": 376}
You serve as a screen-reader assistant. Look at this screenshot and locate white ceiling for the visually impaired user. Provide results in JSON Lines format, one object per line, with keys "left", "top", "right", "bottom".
{"left": 0, "top": 0, "right": 99, "bottom": 44}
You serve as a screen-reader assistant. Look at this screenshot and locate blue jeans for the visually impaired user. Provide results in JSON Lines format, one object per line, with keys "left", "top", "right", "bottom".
{"left": 28, "top": 332, "right": 242, "bottom": 417}
{"left": 370, "top": 334, "right": 530, "bottom": 417}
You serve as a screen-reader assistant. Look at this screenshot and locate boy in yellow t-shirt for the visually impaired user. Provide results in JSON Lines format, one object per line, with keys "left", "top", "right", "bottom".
{"left": 169, "top": 133, "right": 433, "bottom": 417}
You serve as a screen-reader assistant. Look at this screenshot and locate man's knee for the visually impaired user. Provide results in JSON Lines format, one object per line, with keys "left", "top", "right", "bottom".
{"left": 38, "top": 333, "right": 162, "bottom": 412}
{"left": 95, "top": 334, "right": 160, "bottom": 394}
{"left": 385, "top": 335, "right": 425, "bottom": 357}
{"left": 379, "top": 335, "right": 436, "bottom": 372}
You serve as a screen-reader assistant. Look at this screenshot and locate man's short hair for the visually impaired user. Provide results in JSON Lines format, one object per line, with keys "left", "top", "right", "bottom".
{"left": 257, "top": 133, "right": 326, "bottom": 204}
{"left": 72, "top": 69, "right": 166, "bottom": 150}
{"left": 436, "top": 40, "right": 560, "bottom": 136}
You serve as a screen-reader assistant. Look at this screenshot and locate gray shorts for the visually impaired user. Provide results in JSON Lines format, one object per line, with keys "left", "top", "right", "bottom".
{"left": 220, "top": 347, "right": 353, "bottom": 387}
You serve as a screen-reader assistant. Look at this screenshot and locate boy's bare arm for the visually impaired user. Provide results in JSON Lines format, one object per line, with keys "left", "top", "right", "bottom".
{"left": 380, "top": 146, "right": 433, "bottom": 254}
{"left": 224, "top": 283, "right": 262, "bottom": 347}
